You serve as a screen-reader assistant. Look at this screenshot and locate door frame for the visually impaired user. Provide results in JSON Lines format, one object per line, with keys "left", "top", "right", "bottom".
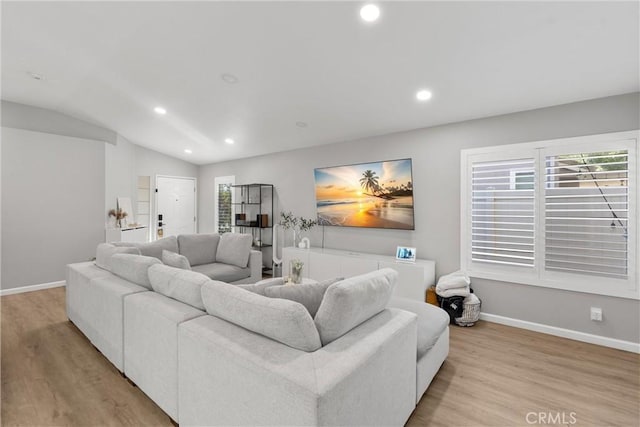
{"left": 154, "top": 175, "right": 198, "bottom": 239}
{"left": 214, "top": 175, "right": 235, "bottom": 233}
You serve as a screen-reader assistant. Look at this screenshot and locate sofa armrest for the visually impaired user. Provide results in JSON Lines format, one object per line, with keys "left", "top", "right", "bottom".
{"left": 177, "top": 308, "right": 417, "bottom": 426}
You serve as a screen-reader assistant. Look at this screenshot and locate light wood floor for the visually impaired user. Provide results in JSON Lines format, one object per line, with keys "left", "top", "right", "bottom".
{"left": 2, "top": 288, "right": 639, "bottom": 426}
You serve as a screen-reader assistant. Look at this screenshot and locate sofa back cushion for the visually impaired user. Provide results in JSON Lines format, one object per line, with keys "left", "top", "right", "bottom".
{"left": 264, "top": 278, "right": 342, "bottom": 317}
{"left": 177, "top": 234, "right": 220, "bottom": 266}
{"left": 148, "top": 264, "right": 209, "bottom": 310}
{"left": 314, "top": 268, "right": 398, "bottom": 346}
{"left": 237, "top": 277, "right": 285, "bottom": 296}
{"left": 110, "top": 253, "right": 161, "bottom": 289}
{"left": 95, "top": 243, "right": 140, "bottom": 271}
{"left": 162, "top": 250, "right": 191, "bottom": 270}
{"left": 215, "top": 233, "right": 252, "bottom": 268}
{"left": 201, "top": 280, "right": 321, "bottom": 352}
{"left": 113, "top": 236, "right": 179, "bottom": 260}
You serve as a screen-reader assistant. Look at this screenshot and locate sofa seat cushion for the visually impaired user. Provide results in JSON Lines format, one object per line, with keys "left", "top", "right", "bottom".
{"left": 314, "top": 269, "right": 397, "bottom": 346}
{"left": 191, "top": 263, "right": 251, "bottom": 283}
{"left": 95, "top": 243, "right": 141, "bottom": 271}
{"left": 264, "top": 278, "right": 342, "bottom": 317}
{"left": 215, "top": 233, "right": 252, "bottom": 268}
{"left": 201, "top": 280, "right": 322, "bottom": 352}
{"left": 178, "top": 234, "right": 220, "bottom": 266}
{"left": 110, "top": 254, "right": 161, "bottom": 289}
{"left": 148, "top": 264, "right": 209, "bottom": 310}
{"left": 113, "top": 236, "right": 179, "bottom": 260}
{"left": 388, "top": 296, "right": 449, "bottom": 359}
{"left": 162, "top": 250, "right": 191, "bottom": 270}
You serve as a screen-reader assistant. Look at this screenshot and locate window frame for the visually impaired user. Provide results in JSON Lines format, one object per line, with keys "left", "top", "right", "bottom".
{"left": 214, "top": 175, "right": 235, "bottom": 234}
{"left": 461, "top": 130, "right": 639, "bottom": 300}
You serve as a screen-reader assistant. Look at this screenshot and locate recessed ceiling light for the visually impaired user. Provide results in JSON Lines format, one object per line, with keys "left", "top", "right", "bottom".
{"left": 225, "top": 138, "right": 235, "bottom": 144}
{"left": 296, "top": 121, "right": 308, "bottom": 128}
{"left": 154, "top": 106, "right": 167, "bottom": 115}
{"left": 26, "top": 71, "right": 44, "bottom": 81}
{"left": 184, "top": 149, "right": 192, "bottom": 154}
{"left": 221, "top": 73, "right": 239, "bottom": 84}
{"left": 360, "top": 4, "right": 380, "bottom": 22}
{"left": 416, "top": 90, "right": 432, "bottom": 101}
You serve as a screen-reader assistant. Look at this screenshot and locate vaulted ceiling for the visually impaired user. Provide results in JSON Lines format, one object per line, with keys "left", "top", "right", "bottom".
{"left": 2, "top": 1, "right": 638, "bottom": 165}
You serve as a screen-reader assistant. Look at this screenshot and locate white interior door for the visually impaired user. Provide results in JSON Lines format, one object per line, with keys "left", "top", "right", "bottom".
{"left": 156, "top": 176, "right": 196, "bottom": 238}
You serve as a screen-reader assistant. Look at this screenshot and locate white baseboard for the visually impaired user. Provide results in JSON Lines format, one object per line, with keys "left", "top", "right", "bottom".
{"left": 0, "top": 280, "right": 66, "bottom": 296}
{"left": 480, "top": 312, "right": 640, "bottom": 354}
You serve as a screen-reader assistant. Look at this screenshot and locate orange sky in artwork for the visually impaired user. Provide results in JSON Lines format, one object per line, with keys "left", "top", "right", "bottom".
{"left": 316, "top": 186, "right": 360, "bottom": 200}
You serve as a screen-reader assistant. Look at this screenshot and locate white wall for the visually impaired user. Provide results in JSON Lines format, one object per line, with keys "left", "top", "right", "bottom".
{"left": 105, "top": 134, "right": 137, "bottom": 217}
{"left": 1, "top": 100, "right": 117, "bottom": 144}
{"left": 199, "top": 92, "right": 640, "bottom": 343}
{"left": 1, "top": 127, "right": 105, "bottom": 289}
{"left": 2, "top": 101, "right": 198, "bottom": 290}
{"left": 104, "top": 134, "right": 198, "bottom": 230}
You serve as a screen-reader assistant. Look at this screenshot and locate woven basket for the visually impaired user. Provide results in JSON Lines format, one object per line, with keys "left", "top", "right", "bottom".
{"left": 455, "top": 298, "right": 481, "bottom": 327}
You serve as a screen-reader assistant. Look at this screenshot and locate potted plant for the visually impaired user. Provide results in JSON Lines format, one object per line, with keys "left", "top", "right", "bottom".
{"left": 108, "top": 208, "right": 128, "bottom": 228}
{"left": 297, "top": 217, "right": 317, "bottom": 249}
{"left": 289, "top": 259, "right": 304, "bottom": 284}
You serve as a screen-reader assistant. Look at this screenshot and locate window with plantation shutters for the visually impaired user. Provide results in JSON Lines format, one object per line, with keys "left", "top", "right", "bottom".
{"left": 544, "top": 151, "right": 629, "bottom": 279}
{"left": 471, "top": 159, "right": 535, "bottom": 267}
{"left": 461, "top": 131, "right": 638, "bottom": 299}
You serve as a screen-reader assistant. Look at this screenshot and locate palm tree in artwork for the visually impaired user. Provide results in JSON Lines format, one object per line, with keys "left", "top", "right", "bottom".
{"left": 360, "top": 170, "right": 380, "bottom": 194}
{"left": 360, "top": 170, "right": 394, "bottom": 199}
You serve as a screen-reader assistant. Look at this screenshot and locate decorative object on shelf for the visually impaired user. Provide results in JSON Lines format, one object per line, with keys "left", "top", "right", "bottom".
{"left": 289, "top": 259, "right": 304, "bottom": 284}
{"left": 108, "top": 208, "right": 128, "bottom": 229}
{"left": 297, "top": 217, "right": 317, "bottom": 248}
{"left": 279, "top": 211, "right": 300, "bottom": 246}
{"left": 299, "top": 237, "right": 310, "bottom": 249}
{"left": 235, "top": 213, "right": 247, "bottom": 226}
{"left": 279, "top": 212, "right": 317, "bottom": 248}
{"left": 117, "top": 197, "right": 133, "bottom": 228}
{"left": 259, "top": 214, "right": 269, "bottom": 228}
{"left": 395, "top": 246, "right": 416, "bottom": 263}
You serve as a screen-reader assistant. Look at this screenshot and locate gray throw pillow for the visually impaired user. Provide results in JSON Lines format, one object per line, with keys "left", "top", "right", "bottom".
{"left": 216, "top": 233, "right": 252, "bottom": 268}
{"left": 237, "top": 277, "right": 285, "bottom": 296}
{"left": 110, "top": 253, "right": 161, "bottom": 289}
{"left": 162, "top": 250, "right": 191, "bottom": 270}
{"left": 95, "top": 243, "right": 140, "bottom": 271}
{"left": 264, "top": 278, "right": 343, "bottom": 317}
{"left": 314, "top": 268, "right": 398, "bottom": 346}
{"left": 201, "top": 280, "right": 322, "bottom": 352}
{"left": 177, "top": 234, "right": 220, "bottom": 266}
{"left": 148, "top": 264, "right": 209, "bottom": 310}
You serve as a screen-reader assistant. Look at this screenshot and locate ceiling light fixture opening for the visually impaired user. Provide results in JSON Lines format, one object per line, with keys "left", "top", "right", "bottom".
{"left": 360, "top": 4, "right": 380, "bottom": 22}
{"left": 225, "top": 138, "right": 235, "bottom": 144}
{"left": 416, "top": 90, "right": 432, "bottom": 101}
{"left": 26, "top": 71, "right": 44, "bottom": 81}
{"left": 184, "top": 149, "right": 192, "bottom": 154}
{"left": 221, "top": 73, "right": 239, "bottom": 84}
{"left": 154, "top": 106, "right": 167, "bottom": 115}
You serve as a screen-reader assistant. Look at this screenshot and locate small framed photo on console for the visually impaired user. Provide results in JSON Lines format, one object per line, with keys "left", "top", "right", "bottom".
{"left": 396, "top": 246, "right": 416, "bottom": 263}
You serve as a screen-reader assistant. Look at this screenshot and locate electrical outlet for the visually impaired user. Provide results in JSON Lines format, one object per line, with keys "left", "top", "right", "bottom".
{"left": 590, "top": 307, "right": 603, "bottom": 322}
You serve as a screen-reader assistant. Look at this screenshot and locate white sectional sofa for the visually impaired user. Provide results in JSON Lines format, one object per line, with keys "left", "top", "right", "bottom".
{"left": 66, "top": 240, "right": 449, "bottom": 426}
{"left": 106, "top": 233, "right": 263, "bottom": 284}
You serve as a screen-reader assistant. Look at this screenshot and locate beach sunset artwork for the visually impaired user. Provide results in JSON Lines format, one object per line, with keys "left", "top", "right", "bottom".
{"left": 314, "top": 158, "right": 415, "bottom": 229}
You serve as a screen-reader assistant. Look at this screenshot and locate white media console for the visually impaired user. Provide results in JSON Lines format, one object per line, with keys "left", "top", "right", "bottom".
{"left": 282, "top": 247, "right": 435, "bottom": 301}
